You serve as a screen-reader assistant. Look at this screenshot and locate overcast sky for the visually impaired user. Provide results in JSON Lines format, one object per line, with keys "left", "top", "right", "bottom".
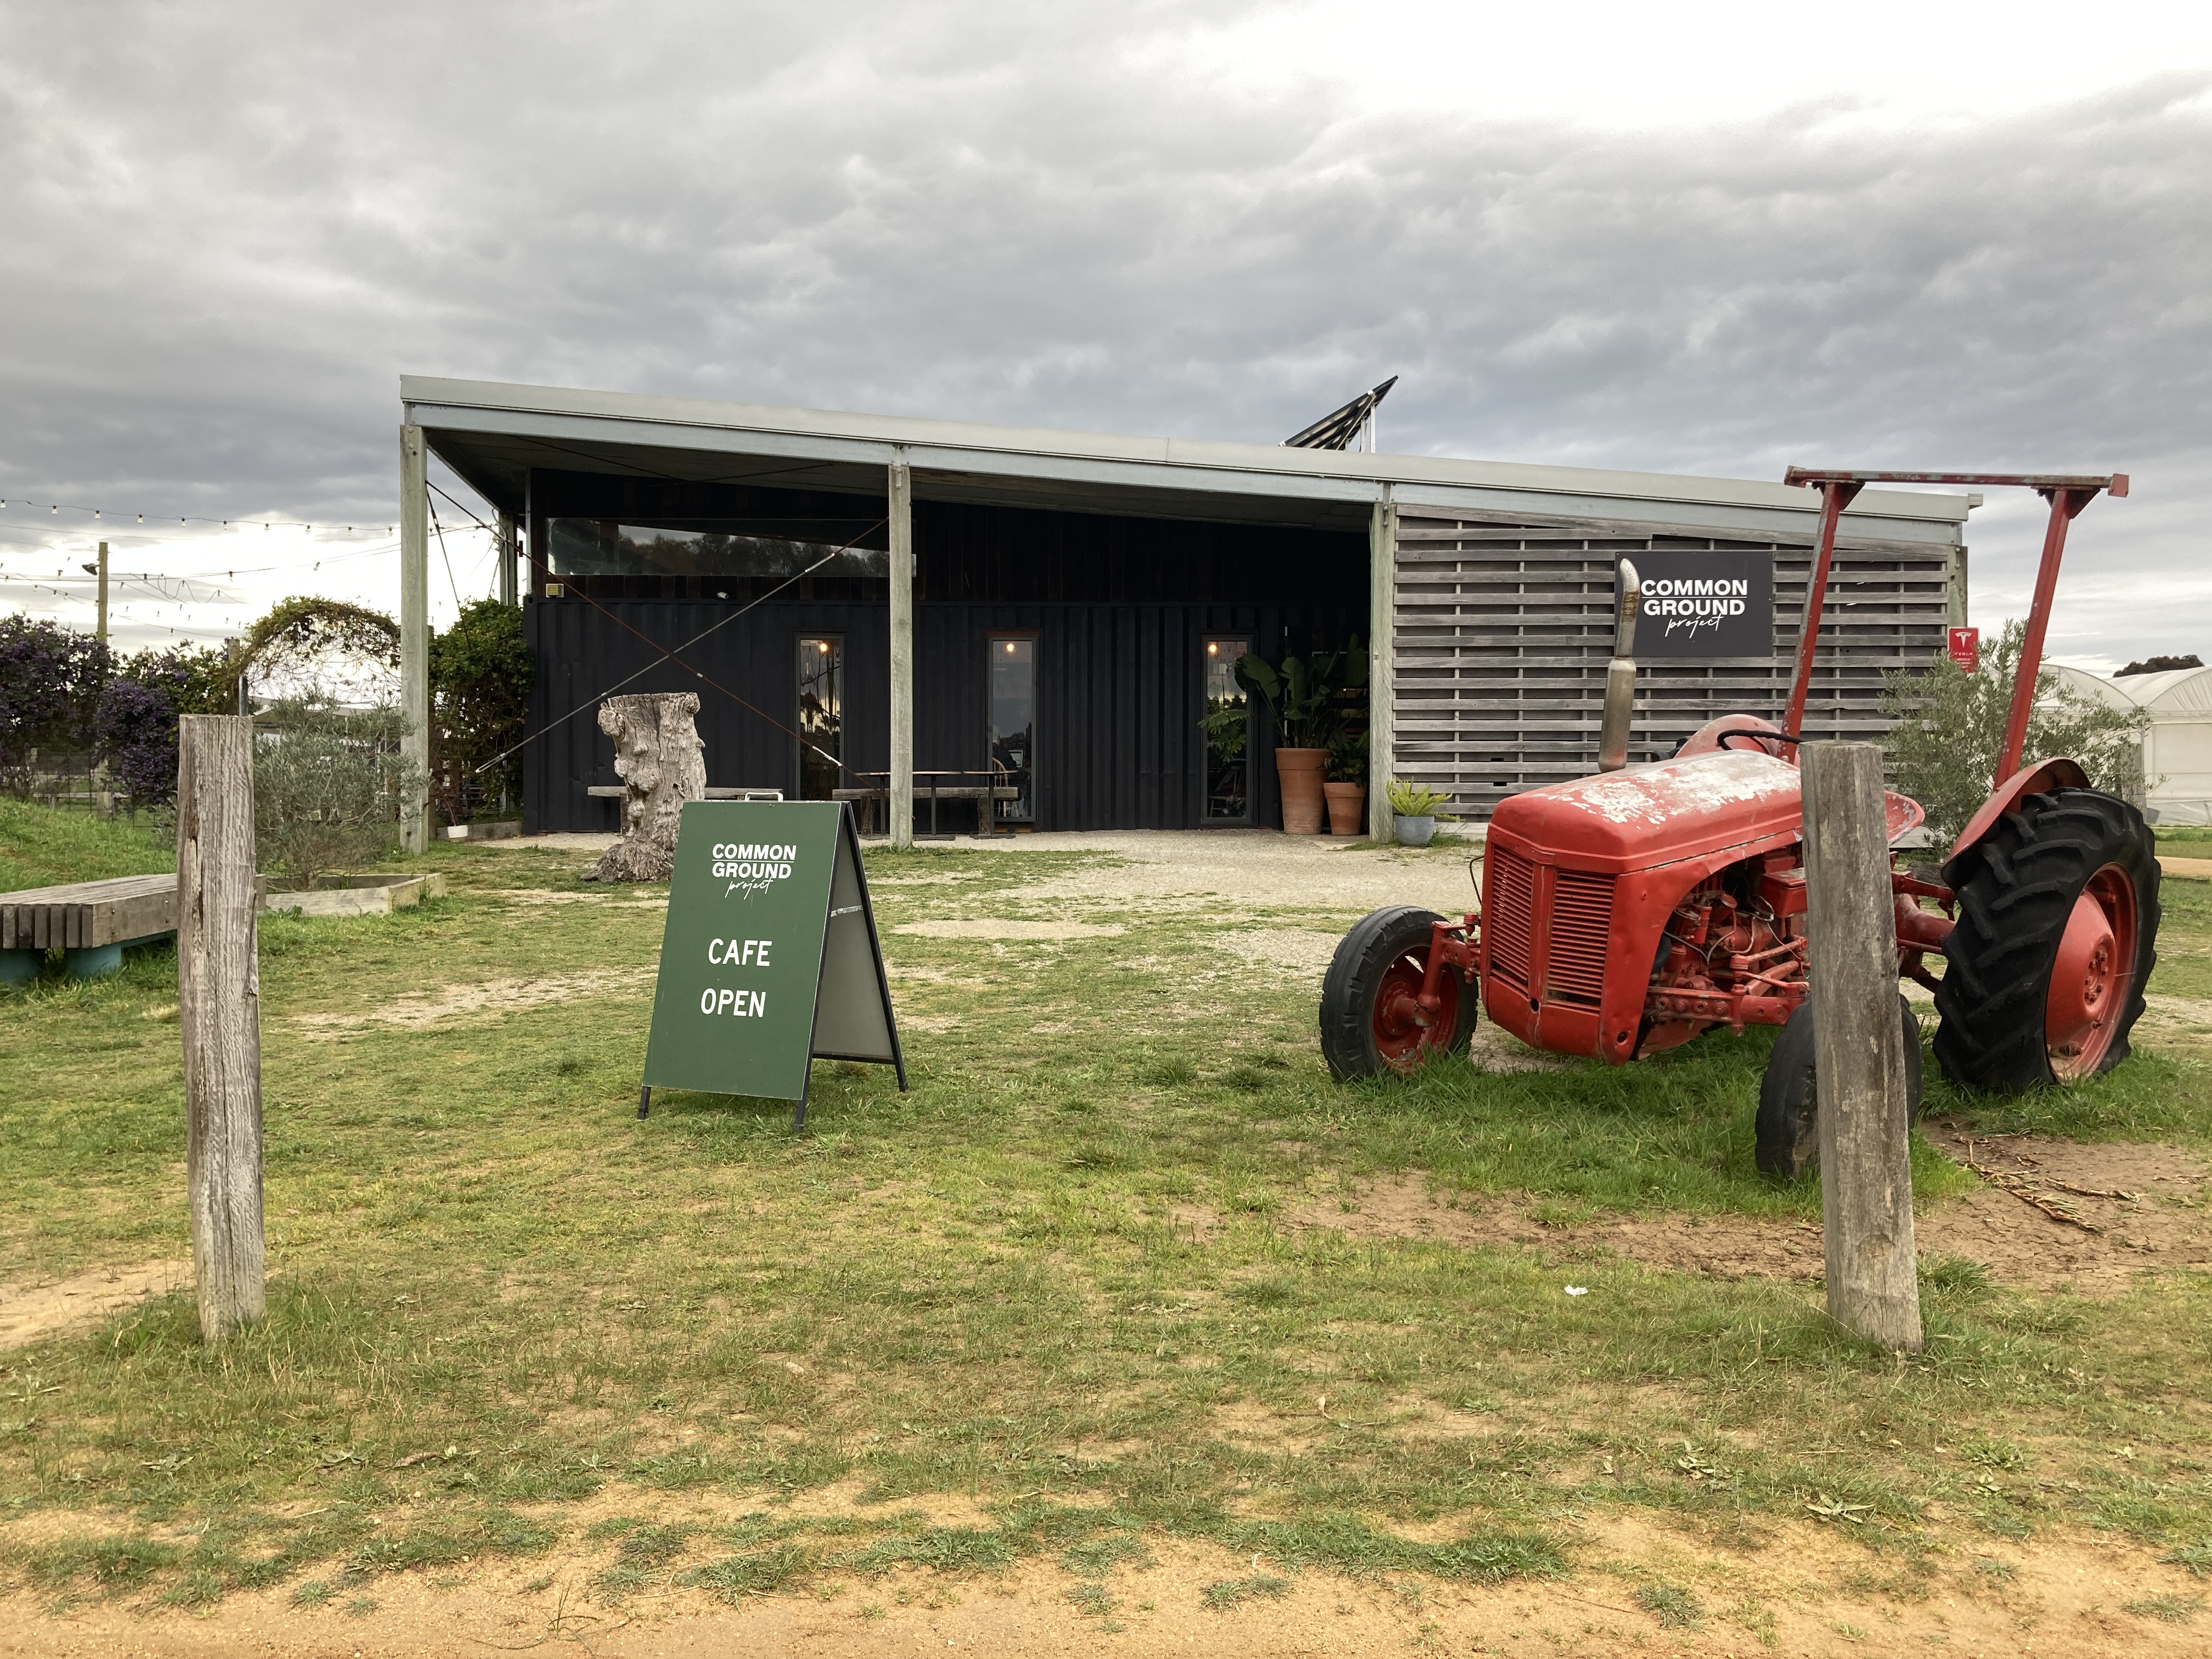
{"left": 2, "top": 1, "right": 2207, "bottom": 669}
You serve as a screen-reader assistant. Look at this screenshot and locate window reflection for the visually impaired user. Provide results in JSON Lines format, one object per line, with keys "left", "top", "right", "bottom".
{"left": 797, "top": 635, "right": 843, "bottom": 801}
{"left": 1204, "top": 636, "right": 1250, "bottom": 822}
{"left": 990, "top": 636, "right": 1035, "bottom": 825}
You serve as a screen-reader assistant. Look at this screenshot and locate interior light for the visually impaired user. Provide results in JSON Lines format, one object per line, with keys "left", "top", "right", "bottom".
{"left": 817, "top": 641, "right": 829, "bottom": 653}
{"left": 1005, "top": 641, "right": 1015, "bottom": 654}
{"left": 1207, "top": 641, "right": 1218, "bottom": 655}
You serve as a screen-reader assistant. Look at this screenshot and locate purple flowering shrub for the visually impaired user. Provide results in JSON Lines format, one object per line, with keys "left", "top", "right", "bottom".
{"left": 0, "top": 615, "right": 112, "bottom": 798}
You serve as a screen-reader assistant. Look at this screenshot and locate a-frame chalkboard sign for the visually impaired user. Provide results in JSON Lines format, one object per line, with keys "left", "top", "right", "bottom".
{"left": 638, "top": 800, "right": 905, "bottom": 1124}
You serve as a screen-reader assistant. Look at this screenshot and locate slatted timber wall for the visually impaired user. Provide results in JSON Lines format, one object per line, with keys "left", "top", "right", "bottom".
{"left": 1392, "top": 505, "right": 1955, "bottom": 819}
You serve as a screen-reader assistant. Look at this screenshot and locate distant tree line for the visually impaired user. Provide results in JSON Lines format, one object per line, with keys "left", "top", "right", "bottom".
{"left": 2117, "top": 653, "right": 2203, "bottom": 677}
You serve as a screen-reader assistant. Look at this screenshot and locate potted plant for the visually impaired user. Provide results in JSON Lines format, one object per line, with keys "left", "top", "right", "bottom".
{"left": 1385, "top": 778, "right": 1453, "bottom": 848}
{"left": 1236, "top": 637, "right": 1365, "bottom": 836}
{"left": 1324, "top": 727, "right": 1368, "bottom": 836}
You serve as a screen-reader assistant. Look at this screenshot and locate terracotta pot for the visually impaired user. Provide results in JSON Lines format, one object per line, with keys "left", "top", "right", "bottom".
{"left": 1273, "top": 747, "right": 1329, "bottom": 834}
{"left": 1323, "top": 781, "right": 1368, "bottom": 837}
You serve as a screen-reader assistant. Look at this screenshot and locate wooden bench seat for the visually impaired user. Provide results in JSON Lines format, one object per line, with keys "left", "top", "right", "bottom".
{"left": 1, "top": 871, "right": 272, "bottom": 984}
{"left": 586, "top": 786, "right": 785, "bottom": 801}
{"left": 1, "top": 872, "right": 179, "bottom": 984}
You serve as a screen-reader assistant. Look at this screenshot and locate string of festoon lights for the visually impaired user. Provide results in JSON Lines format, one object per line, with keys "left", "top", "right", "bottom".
{"left": 0, "top": 493, "right": 397, "bottom": 537}
{"left": 0, "top": 483, "right": 494, "bottom": 639}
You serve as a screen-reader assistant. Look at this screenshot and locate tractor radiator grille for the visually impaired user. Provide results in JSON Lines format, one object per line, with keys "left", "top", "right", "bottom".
{"left": 1545, "top": 871, "right": 1616, "bottom": 1007}
{"left": 1485, "top": 847, "right": 1535, "bottom": 989}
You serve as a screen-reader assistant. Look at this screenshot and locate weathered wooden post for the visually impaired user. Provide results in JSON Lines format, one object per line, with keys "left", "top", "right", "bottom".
{"left": 177, "top": 714, "right": 266, "bottom": 1344}
{"left": 1801, "top": 741, "right": 1922, "bottom": 1352}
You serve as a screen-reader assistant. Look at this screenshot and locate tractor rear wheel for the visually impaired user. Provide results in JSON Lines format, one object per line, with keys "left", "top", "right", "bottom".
{"left": 1933, "top": 788, "right": 2158, "bottom": 1092}
{"left": 1320, "top": 906, "right": 1478, "bottom": 1081}
{"left": 1756, "top": 995, "right": 1925, "bottom": 1180}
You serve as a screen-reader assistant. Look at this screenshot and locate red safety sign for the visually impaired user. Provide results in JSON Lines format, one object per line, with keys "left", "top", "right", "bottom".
{"left": 1947, "top": 626, "right": 1980, "bottom": 672}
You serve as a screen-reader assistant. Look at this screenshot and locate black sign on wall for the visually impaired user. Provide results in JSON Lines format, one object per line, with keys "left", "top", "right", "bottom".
{"left": 1620, "top": 550, "right": 1774, "bottom": 658}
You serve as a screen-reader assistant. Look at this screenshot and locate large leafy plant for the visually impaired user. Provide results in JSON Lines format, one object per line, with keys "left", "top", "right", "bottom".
{"left": 430, "top": 599, "right": 534, "bottom": 821}
{"left": 1234, "top": 636, "right": 1367, "bottom": 750}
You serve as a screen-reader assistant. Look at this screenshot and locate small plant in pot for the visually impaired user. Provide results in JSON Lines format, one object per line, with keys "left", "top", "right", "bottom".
{"left": 1384, "top": 778, "right": 1453, "bottom": 848}
{"left": 1324, "top": 727, "right": 1368, "bottom": 837}
{"left": 1235, "top": 638, "right": 1364, "bottom": 835}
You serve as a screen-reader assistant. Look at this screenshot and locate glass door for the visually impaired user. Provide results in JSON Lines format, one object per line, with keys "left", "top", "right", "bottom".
{"left": 797, "top": 635, "right": 843, "bottom": 800}
{"left": 989, "top": 635, "right": 1036, "bottom": 826}
{"left": 1203, "top": 635, "right": 1252, "bottom": 823}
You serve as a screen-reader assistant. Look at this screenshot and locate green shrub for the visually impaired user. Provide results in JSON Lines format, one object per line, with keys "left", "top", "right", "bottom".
{"left": 253, "top": 696, "right": 424, "bottom": 888}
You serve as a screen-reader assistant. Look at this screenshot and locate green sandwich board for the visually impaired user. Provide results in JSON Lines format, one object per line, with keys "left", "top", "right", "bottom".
{"left": 638, "top": 800, "right": 905, "bottom": 1122}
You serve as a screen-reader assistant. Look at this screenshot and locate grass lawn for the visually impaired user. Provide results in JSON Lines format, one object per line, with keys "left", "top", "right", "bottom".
{"left": 2, "top": 811, "right": 2210, "bottom": 1637}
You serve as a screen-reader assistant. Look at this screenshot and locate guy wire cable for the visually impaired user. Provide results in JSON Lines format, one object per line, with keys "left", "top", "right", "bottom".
{"left": 469, "top": 514, "right": 889, "bottom": 778}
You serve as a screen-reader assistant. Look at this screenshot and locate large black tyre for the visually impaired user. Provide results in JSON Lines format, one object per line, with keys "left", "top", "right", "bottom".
{"left": 1933, "top": 788, "right": 2159, "bottom": 1093}
{"left": 1319, "top": 905, "right": 1479, "bottom": 1081}
{"left": 1756, "top": 995, "right": 1925, "bottom": 1180}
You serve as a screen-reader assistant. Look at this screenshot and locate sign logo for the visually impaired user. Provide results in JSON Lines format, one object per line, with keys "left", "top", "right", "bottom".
{"left": 712, "top": 840, "right": 798, "bottom": 897}
{"left": 1947, "top": 626, "right": 1980, "bottom": 672}
{"left": 1620, "top": 550, "right": 1773, "bottom": 659}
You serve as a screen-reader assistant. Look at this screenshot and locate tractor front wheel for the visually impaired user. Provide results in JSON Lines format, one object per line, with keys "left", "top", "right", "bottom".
{"left": 1320, "top": 906, "right": 1478, "bottom": 1081}
{"left": 1756, "top": 995, "right": 1925, "bottom": 1180}
{"left": 1933, "top": 788, "right": 2159, "bottom": 1092}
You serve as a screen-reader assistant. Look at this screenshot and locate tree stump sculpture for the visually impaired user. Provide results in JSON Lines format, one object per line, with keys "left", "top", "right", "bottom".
{"left": 586, "top": 693, "right": 706, "bottom": 883}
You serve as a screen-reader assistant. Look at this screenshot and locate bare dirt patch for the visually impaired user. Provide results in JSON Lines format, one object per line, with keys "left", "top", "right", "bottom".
{"left": 2, "top": 1522, "right": 2204, "bottom": 1657}
{"left": 1917, "top": 1124, "right": 2212, "bottom": 1286}
{"left": 1295, "top": 1135, "right": 2212, "bottom": 1292}
{"left": 2159, "top": 854, "right": 2212, "bottom": 880}
{"left": 291, "top": 969, "right": 653, "bottom": 1034}
{"left": 893, "top": 919, "right": 1124, "bottom": 940}
{"left": 0, "top": 1259, "right": 187, "bottom": 1351}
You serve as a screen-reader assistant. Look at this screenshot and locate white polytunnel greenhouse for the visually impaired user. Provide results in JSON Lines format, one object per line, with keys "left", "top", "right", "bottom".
{"left": 2045, "top": 663, "right": 2212, "bottom": 826}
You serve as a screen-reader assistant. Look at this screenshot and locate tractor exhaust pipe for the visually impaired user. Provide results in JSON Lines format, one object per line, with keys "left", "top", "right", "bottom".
{"left": 1598, "top": 559, "right": 1639, "bottom": 773}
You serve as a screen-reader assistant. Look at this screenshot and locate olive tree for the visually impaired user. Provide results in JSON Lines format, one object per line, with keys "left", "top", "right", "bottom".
{"left": 253, "top": 696, "right": 425, "bottom": 889}
{"left": 1880, "top": 619, "right": 2148, "bottom": 848}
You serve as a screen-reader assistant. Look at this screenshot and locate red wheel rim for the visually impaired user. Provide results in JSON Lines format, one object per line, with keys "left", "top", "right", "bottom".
{"left": 1371, "top": 945, "right": 1459, "bottom": 1073}
{"left": 2045, "top": 862, "right": 2137, "bottom": 1081}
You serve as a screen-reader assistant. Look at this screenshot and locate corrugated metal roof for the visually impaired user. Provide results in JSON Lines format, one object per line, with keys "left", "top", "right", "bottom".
{"left": 400, "top": 374, "right": 1971, "bottom": 544}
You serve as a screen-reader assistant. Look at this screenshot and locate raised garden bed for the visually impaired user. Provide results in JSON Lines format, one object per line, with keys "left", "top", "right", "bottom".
{"left": 263, "top": 872, "right": 449, "bottom": 917}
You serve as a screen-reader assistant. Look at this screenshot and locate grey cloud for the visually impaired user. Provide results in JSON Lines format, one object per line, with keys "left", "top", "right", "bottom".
{"left": 1, "top": 3, "right": 2206, "bottom": 660}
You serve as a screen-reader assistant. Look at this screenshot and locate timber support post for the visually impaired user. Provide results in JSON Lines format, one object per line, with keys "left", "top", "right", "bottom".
{"left": 497, "top": 510, "right": 518, "bottom": 607}
{"left": 888, "top": 452, "right": 914, "bottom": 850}
{"left": 1802, "top": 741, "right": 1923, "bottom": 1353}
{"left": 1368, "top": 488, "right": 1396, "bottom": 842}
{"left": 177, "top": 714, "right": 265, "bottom": 1345}
{"left": 399, "top": 424, "right": 430, "bottom": 853}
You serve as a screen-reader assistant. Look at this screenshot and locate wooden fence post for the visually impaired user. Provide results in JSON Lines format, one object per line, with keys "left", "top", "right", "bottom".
{"left": 178, "top": 714, "right": 265, "bottom": 1344}
{"left": 1801, "top": 741, "right": 1922, "bottom": 1352}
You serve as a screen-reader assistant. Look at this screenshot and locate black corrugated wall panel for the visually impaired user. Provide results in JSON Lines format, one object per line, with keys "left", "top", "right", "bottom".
{"left": 523, "top": 599, "right": 1361, "bottom": 833}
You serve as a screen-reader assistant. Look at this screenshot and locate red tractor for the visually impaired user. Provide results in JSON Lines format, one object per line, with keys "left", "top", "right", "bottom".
{"left": 1322, "top": 470, "right": 2159, "bottom": 1175}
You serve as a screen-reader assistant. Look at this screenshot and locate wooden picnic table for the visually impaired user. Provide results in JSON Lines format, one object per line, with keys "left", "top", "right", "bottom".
{"left": 840, "top": 772, "right": 1020, "bottom": 838}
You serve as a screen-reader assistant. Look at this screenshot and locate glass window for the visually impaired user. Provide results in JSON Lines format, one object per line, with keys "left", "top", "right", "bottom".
{"left": 547, "top": 520, "right": 887, "bottom": 582}
{"left": 797, "top": 635, "right": 843, "bottom": 801}
{"left": 1203, "top": 636, "right": 1251, "bottom": 823}
{"left": 989, "top": 636, "right": 1036, "bottom": 825}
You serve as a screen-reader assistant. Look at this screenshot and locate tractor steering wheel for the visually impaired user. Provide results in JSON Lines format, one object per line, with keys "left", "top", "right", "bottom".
{"left": 1717, "top": 729, "right": 1803, "bottom": 754}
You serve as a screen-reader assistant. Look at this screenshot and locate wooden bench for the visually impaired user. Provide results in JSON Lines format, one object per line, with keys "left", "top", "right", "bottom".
{"left": 2, "top": 873, "right": 182, "bottom": 984}
{"left": 2, "top": 871, "right": 274, "bottom": 984}
{"left": 586, "top": 786, "right": 786, "bottom": 802}
{"left": 834, "top": 783, "right": 1020, "bottom": 837}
